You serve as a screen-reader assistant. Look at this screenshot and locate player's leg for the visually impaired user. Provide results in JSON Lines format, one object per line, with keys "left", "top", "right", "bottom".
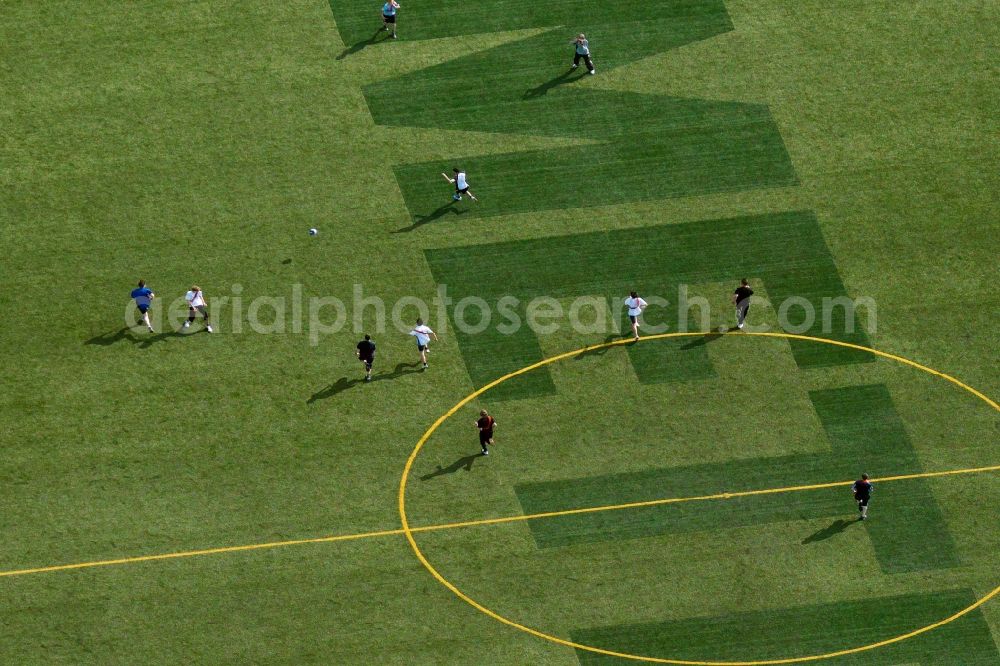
{"left": 585, "top": 55, "right": 595, "bottom": 74}
{"left": 199, "top": 305, "right": 213, "bottom": 332}
{"left": 572, "top": 52, "right": 581, "bottom": 69}
{"left": 466, "top": 189, "right": 478, "bottom": 201}
{"left": 140, "top": 306, "right": 154, "bottom": 332}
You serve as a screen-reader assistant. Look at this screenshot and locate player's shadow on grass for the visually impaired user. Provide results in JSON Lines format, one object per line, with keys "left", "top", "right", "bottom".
{"left": 801, "top": 518, "right": 856, "bottom": 544}
{"left": 336, "top": 29, "right": 385, "bottom": 60}
{"left": 307, "top": 362, "right": 422, "bottom": 403}
{"left": 393, "top": 202, "right": 468, "bottom": 233}
{"left": 375, "top": 361, "right": 422, "bottom": 382}
{"left": 135, "top": 330, "right": 186, "bottom": 348}
{"left": 680, "top": 327, "right": 740, "bottom": 350}
{"left": 523, "top": 69, "right": 586, "bottom": 99}
{"left": 308, "top": 377, "right": 363, "bottom": 403}
{"left": 85, "top": 328, "right": 132, "bottom": 346}
{"left": 574, "top": 335, "right": 620, "bottom": 360}
{"left": 420, "top": 454, "right": 481, "bottom": 480}
{"left": 84, "top": 327, "right": 184, "bottom": 348}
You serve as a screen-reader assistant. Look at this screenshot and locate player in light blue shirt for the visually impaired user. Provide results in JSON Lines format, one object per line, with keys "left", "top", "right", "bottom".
{"left": 381, "top": 1, "right": 400, "bottom": 39}
{"left": 130, "top": 279, "right": 156, "bottom": 332}
{"left": 571, "top": 33, "right": 595, "bottom": 74}
{"left": 409, "top": 318, "right": 438, "bottom": 369}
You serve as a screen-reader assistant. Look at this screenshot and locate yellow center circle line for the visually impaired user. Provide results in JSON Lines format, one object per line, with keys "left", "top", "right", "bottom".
{"left": 397, "top": 331, "right": 1000, "bottom": 665}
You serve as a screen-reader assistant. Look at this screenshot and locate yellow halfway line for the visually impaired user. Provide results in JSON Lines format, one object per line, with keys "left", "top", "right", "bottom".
{"left": 1, "top": 463, "right": 998, "bottom": 579}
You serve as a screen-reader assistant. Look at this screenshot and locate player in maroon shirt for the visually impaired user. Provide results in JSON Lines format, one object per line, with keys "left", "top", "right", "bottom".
{"left": 475, "top": 410, "right": 496, "bottom": 456}
{"left": 852, "top": 474, "right": 873, "bottom": 520}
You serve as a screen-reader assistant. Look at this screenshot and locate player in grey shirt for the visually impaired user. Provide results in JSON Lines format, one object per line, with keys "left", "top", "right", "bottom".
{"left": 571, "top": 34, "right": 595, "bottom": 74}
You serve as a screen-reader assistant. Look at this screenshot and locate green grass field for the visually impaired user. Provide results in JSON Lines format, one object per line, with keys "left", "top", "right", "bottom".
{"left": 1, "top": 1, "right": 998, "bottom": 663}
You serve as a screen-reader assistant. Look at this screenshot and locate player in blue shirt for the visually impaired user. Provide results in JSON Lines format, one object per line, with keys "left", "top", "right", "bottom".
{"left": 381, "top": 1, "right": 400, "bottom": 39}
{"left": 130, "top": 279, "right": 156, "bottom": 332}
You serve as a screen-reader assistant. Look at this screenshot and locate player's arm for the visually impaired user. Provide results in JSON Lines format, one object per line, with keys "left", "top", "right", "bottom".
{"left": 431, "top": 330, "right": 439, "bottom": 341}
{"left": 441, "top": 172, "right": 455, "bottom": 184}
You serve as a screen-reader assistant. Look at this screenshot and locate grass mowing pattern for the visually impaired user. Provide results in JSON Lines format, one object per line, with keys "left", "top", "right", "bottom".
{"left": 515, "top": 384, "right": 956, "bottom": 573}
{"left": 810, "top": 385, "right": 959, "bottom": 574}
{"left": 356, "top": 1, "right": 798, "bottom": 221}
{"left": 0, "top": 1, "right": 994, "bottom": 663}
{"left": 426, "top": 211, "right": 871, "bottom": 400}
{"left": 573, "top": 589, "right": 1000, "bottom": 664}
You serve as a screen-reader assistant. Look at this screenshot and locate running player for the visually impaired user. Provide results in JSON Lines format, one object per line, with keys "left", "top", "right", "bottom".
{"left": 442, "top": 168, "right": 478, "bottom": 202}
{"left": 732, "top": 278, "right": 754, "bottom": 330}
{"left": 409, "top": 318, "right": 438, "bottom": 369}
{"left": 381, "top": 1, "right": 399, "bottom": 39}
{"left": 624, "top": 291, "right": 648, "bottom": 340}
{"left": 183, "top": 285, "right": 213, "bottom": 333}
{"left": 356, "top": 334, "right": 376, "bottom": 381}
{"left": 852, "top": 474, "right": 873, "bottom": 520}
{"left": 475, "top": 409, "right": 496, "bottom": 455}
{"left": 130, "top": 279, "right": 155, "bottom": 332}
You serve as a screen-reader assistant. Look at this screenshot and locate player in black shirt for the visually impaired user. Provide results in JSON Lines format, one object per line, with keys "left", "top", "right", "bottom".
{"left": 852, "top": 474, "right": 873, "bottom": 520}
{"left": 732, "top": 278, "right": 754, "bottom": 330}
{"left": 475, "top": 410, "right": 496, "bottom": 455}
{"left": 356, "top": 334, "right": 376, "bottom": 382}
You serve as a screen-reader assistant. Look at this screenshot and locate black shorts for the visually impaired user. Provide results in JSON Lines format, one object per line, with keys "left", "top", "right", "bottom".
{"left": 360, "top": 356, "right": 374, "bottom": 370}
{"left": 456, "top": 186, "right": 469, "bottom": 194}
{"left": 417, "top": 344, "right": 428, "bottom": 352}
{"left": 137, "top": 304, "right": 150, "bottom": 314}
{"left": 628, "top": 314, "right": 638, "bottom": 324}
{"left": 855, "top": 496, "right": 870, "bottom": 507}
{"left": 479, "top": 431, "right": 494, "bottom": 445}
{"left": 382, "top": 14, "right": 396, "bottom": 23}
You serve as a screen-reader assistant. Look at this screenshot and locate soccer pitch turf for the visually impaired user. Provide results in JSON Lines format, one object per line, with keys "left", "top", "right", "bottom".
{"left": 1, "top": 1, "right": 998, "bottom": 664}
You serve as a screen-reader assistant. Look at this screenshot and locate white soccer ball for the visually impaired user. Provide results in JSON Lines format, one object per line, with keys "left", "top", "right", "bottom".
{"left": 308, "top": 228, "right": 318, "bottom": 236}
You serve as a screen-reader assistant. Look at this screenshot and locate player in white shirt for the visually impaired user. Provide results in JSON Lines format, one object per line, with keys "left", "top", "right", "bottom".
{"left": 624, "top": 290, "right": 648, "bottom": 340}
{"left": 183, "top": 285, "right": 213, "bottom": 333}
{"left": 409, "top": 317, "right": 438, "bottom": 369}
{"left": 442, "top": 167, "right": 478, "bottom": 202}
